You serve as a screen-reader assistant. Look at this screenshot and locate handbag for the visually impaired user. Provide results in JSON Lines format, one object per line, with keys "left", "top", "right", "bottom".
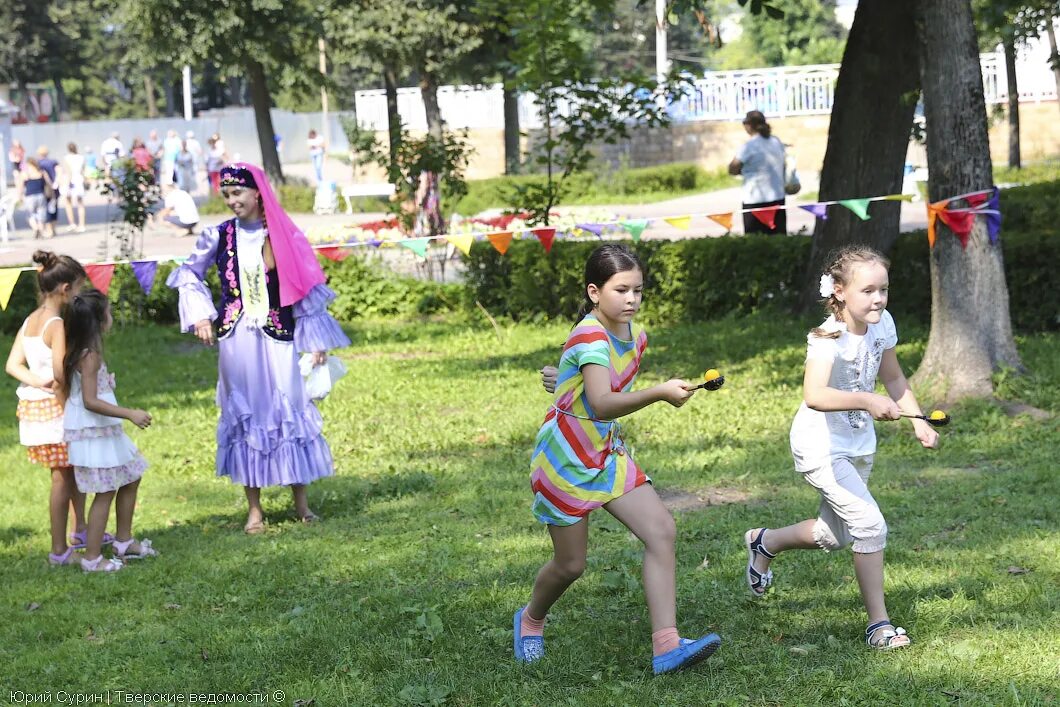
{"left": 784, "top": 155, "right": 801, "bottom": 196}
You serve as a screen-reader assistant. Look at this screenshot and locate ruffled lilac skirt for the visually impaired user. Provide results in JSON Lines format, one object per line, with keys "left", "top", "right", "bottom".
{"left": 216, "top": 323, "right": 334, "bottom": 488}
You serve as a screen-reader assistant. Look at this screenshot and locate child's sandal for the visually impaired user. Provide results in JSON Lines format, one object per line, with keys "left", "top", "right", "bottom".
{"left": 48, "top": 547, "right": 80, "bottom": 566}
{"left": 81, "top": 555, "right": 123, "bottom": 573}
{"left": 866, "top": 620, "right": 910, "bottom": 650}
{"left": 69, "top": 530, "right": 114, "bottom": 549}
{"left": 744, "top": 528, "right": 775, "bottom": 597}
{"left": 113, "top": 538, "right": 158, "bottom": 561}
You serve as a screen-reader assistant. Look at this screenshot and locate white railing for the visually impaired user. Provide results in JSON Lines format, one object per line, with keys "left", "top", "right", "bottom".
{"left": 348, "top": 52, "right": 1060, "bottom": 131}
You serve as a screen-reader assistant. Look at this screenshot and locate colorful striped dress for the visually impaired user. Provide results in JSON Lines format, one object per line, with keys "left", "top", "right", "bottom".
{"left": 530, "top": 314, "right": 650, "bottom": 526}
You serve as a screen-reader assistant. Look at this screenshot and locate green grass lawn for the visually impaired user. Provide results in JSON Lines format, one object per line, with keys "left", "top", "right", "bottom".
{"left": 1, "top": 314, "right": 1057, "bottom": 705}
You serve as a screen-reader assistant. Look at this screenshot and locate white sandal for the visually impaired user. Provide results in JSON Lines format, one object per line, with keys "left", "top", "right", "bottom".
{"left": 113, "top": 538, "right": 158, "bottom": 561}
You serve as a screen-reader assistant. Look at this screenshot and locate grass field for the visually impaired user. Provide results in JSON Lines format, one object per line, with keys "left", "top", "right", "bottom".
{"left": 1, "top": 314, "right": 1057, "bottom": 705}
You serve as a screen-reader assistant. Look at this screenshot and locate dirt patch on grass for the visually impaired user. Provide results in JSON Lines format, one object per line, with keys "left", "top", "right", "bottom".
{"left": 658, "top": 486, "right": 754, "bottom": 512}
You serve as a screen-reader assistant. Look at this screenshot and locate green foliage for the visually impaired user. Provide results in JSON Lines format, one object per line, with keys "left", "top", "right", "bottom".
{"left": 369, "top": 130, "right": 472, "bottom": 230}
{"left": 322, "top": 255, "right": 462, "bottom": 320}
{"left": 715, "top": 0, "right": 846, "bottom": 68}
{"left": 454, "top": 163, "right": 736, "bottom": 214}
{"left": 101, "top": 158, "right": 161, "bottom": 259}
{"left": 463, "top": 226, "right": 1058, "bottom": 332}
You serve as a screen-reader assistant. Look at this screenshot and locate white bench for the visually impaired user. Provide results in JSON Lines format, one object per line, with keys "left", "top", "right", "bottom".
{"left": 341, "top": 182, "right": 395, "bottom": 214}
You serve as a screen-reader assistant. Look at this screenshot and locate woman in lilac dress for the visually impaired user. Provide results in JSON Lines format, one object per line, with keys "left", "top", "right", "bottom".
{"left": 167, "top": 163, "right": 350, "bottom": 533}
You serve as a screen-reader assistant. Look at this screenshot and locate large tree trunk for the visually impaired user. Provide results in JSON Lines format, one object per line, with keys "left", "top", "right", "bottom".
{"left": 912, "top": 0, "right": 1021, "bottom": 400}
{"left": 1046, "top": 18, "right": 1060, "bottom": 118}
{"left": 383, "top": 66, "right": 402, "bottom": 176}
{"left": 503, "top": 83, "right": 521, "bottom": 174}
{"left": 163, "top": 73, "right": 177, "bottom": 117}
{"left": 1003, "top": 36, "right": 1020, "bottom": 169}
{"left": 246, "top": 59, "right": 284, "bottom": 184}
{"left": 420, "top": 73, "right": 444, "bottom": 141}
{"left": 799, "top": 0, "right": 920, "bottom": 311}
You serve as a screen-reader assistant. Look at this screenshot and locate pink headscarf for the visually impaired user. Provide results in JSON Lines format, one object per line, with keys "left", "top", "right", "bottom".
{"left": 237, "top": 162, "right": 326, "bottom": 306}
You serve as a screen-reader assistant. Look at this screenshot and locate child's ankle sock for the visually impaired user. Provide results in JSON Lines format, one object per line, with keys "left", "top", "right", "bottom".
{"left": 652, "top": 627, "right": 681, "bottom": 656}
{"left": 520, "top": 607, "right": 546, "bottom": 637}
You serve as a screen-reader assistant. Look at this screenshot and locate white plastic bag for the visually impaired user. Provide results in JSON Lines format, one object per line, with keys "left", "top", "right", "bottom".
{"left": 299, "top": 354, "right": 348, "bottom": 401}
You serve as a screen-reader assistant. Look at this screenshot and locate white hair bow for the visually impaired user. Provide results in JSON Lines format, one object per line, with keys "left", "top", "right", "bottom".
{"left": 819, "top": 274, "right": 835, "bottom": 298}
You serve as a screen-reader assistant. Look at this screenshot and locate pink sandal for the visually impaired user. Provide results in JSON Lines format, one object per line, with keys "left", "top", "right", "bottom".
{"left": 48, "top": 547, "right": 80, "bottom": 566}
{"left": 113, "top": 538, "right": 158, "bottom": 561}
{"left": 81, "top": 555, "right": 123, "bottom": 572}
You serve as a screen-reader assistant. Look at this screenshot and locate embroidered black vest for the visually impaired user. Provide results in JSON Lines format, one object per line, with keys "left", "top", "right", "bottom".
{"left": 215, "top": 218, "right": 295, "bottom": 342}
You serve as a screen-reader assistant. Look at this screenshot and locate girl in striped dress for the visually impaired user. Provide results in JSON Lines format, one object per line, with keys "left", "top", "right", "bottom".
{"left": 514, "top": 244, "right": 721, "bottom": 675}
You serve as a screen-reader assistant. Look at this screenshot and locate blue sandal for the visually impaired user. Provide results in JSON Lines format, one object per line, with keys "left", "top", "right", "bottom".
{"left": 652, "top": 633, "right": 722, "bottom": 675}
{"left": 744, "top": 528, "right": 775, "bottom": 596}
{"left": 866, "top": 620, "right": 910, "bottom": 650}
{"left": 513, "top": 607, "right": 545, "bottom": 664}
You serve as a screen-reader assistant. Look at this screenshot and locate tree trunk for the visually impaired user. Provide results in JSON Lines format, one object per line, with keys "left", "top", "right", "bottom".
{"left": 383, "top": 66, "right": 402, "bottom": 176}
{"left": 1046, "top": 18, "right": 1060, "bottom": 119}
{"left": 144, "top": 75, "right": 158, "bottom": 118}
{"left": 503, "top": 83, "right": 521, "bottom": 174}
{"left": 799, "top": 0, "right": 920, "bottom": 311}
{"left": 1003, "top": 36, "right": 1020, "bottom": 169}
{"left": 420, "top": 73, "right": 444, "bottom": 141}
{"left": 912, "top": 0, "right": 1021, "bottom": 400}
{"left": 52, "top": 76, "right": 69, "bottom": 118}
{"left": 228, "top": 76, "right": 245, "bottom": 106}
{"left": 163, "top": 74, "right": 176, "bottom": 117}
{"left": 246, "top": 59, "right": 284, "bottom": 184}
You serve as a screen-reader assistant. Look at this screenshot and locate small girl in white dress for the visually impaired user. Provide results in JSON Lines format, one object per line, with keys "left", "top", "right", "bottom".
{"left": 62, "top": 290, "right": 157, "bottom": 572}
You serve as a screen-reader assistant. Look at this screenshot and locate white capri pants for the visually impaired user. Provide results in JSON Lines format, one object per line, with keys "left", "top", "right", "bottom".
{"left": 801, "top": 455, "right": 887, "bottom": 554}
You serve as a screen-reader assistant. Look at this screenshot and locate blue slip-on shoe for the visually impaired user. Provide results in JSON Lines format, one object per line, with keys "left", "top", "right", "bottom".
{"left": 513, "top": 607, "right": 545, "bottom": 664}
{"left": 652, "top": 633, "right": 722, "bottom": 675}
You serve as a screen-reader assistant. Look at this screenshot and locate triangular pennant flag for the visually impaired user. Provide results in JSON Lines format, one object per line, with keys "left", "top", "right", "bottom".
{"left": 707, "top": 213, "right": 733, "bottom": 231}
{"left": 575, "top": 223, "right": 605, "bottom": 237}
{"left": 799, "top": 203, "right": 829, "bottom": 220}
{"left": 0, "top": 268, "right": 22, "bottom": 311}
{"left": 368, "top": 238, "right": 383, "bottom": 248}
{"left": 84, "top": 264, "right": 115, "bottom": 295}
{"left": 882, "top": 193, "right": 915, "bottom": 201}
{"left": 620, "top": 219, "right": 649, "bottom": 242}
{"left": 965, "top": 192, "right": 989, "bottom": 208}
{"left": 985, "top": 188, "right": 1001, "bottom": 244}
{"left": 130, "top": 261, "right": 158, "bottom": 295}
{"left": 937, "top": 209, "right": 976, "bottom": 249}
{"left": 399, "top": 238, "right": 431, "bottom": 258}
{"left": 750, "top": 206, "right": 778, "bottom": 230}
{"left": 532, "top": 228, "right": 556, "bottom": 253}
{"left": 839, "top": 199, "right": 872, "bottom": 221}
{"left": 487, "top": 231, "right": 513, "bottom": 255}
{"left": 317, "top": 246, "right": 350, "bottom": 262}
{"left": 664, "top": 215, "right": 692, "bottom": 230}
{"left": 926, "top": 200, "right": 949, "bottom": 248}
{"left": 445, "top": 233, "right": 474, "bottom": 257}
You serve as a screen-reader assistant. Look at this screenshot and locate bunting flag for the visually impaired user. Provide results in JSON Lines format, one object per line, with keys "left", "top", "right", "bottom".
{"left": 664, "top": 215, "right": 692, "bottom": 230}
{"left": 839, "top": 199, "right": 872, "bottom": 221}
{"left": 985, "top": 188, "right": 1002, "bottom": 243}
{"left": 399, "top": 238, "right": 431, "bottom": 258}
{"left": 707, "top": 213, "right": 733, "bottom": 231}
{"left": 317, "top": 246, "right": 350, "bottom": 262}
{"left": 84, "top": 264, "right": 115, "bottom": 295}
{"left": 750, "top": 206, "right": 778, "bottom": 230}
{"left": 799, "top": 203, "right": 829, "bottom": 220}
{"left": 368, "top": 238, "right": 383, "bottom": 248}
{"left": 882, "top": 193, "right": 915, "bottom": 201}
{"left": 532, "top": 227, "right": 556, "bottom": 253}
{"left": 937, "top": 209, "right": 976, "bottom": 248}
{"left": 0, "top": 268, "right": 21, "bottom": 311}
{"left": 446, "top": 233, "right": 474, "bottom": 256}
{"left": 926, "top": 200, "right": 948, "bottom": 248}
{"left": 620, "top": 219, "right": 649, "bottom": 242}
{"left": 576, "top": 223, "right": 605, "bottom": 237}
{"left": 130, "top": 261, "right": 158, "bottom": 295}
{"left": 487, "top": 231, "right": 514, "bottom": 255}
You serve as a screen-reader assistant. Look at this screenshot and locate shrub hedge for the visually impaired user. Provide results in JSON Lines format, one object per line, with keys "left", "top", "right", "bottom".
{"left": 463, "top": 228, "right": 1058, "bottom": 332}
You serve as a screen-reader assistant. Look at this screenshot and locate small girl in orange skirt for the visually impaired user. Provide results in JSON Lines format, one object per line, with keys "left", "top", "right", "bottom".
{"left": 4, "top": 250, "right": 99, "bottom": 565}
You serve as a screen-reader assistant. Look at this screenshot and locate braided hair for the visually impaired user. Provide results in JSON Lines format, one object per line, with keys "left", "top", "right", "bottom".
{"left": 811, "top": 246, "right": 890, "bottom": 339}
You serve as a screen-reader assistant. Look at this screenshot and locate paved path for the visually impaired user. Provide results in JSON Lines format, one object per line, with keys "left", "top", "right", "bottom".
{"left": 0, "top": 162, "right": 930, "bottom": 268}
